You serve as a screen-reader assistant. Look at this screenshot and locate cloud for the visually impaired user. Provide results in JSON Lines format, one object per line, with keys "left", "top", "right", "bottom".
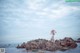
{"left": 0, "top": 0, "right": 80, "bottom": 43}
{"left": 1, "top": 0, "right": 80, "bottom": 32}
{"left": 1, "top": 0, "right": 80, "bottom": 31}
{"left": 26, "top": 0, "right": 80, "bottom": 19}
{"left": 35, "top": 5, "right": 79, "bottom": 19}
{"left": 27, "top": 0, "right": 46, "bottom": 10}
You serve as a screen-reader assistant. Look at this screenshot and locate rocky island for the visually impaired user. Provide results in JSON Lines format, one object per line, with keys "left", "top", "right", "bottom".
{"left": 16, "top": 30, "right": 77, "bottom": 52}
{"left": 17, "top": 37, "right": 77, "bottom": 51}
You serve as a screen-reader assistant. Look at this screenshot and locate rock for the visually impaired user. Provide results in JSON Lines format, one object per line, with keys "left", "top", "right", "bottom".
{"left": 75, "top": 38, "right": 80, "bottom": 43}
{"left": 17, "top": 42, "right": 26, "bottom": 48}
{"left": 77, "top": 38, "right": 80, "bottom": 40}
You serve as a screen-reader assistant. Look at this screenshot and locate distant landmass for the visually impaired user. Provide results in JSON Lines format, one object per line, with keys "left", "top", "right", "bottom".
{"left": 0, "top": 44, "right": 18, "bottom": 48}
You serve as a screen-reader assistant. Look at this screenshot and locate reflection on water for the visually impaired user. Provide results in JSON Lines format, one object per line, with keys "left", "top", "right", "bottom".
{"left": 5, "top": 43, "right": 80, "bottom": 53}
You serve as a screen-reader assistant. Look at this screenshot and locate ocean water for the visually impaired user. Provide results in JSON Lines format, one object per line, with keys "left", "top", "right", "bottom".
{"left": 5, "top": 43, "right": 80, "bottom": 53}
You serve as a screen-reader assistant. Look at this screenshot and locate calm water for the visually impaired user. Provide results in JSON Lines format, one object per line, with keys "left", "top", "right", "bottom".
{"left": 5, "top": 43, "right": 80, "bottom": 53}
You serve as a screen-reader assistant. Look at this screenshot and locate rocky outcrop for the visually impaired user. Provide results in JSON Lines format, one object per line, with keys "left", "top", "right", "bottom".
{"left": 55, "top": 37, "right": 77, "bottom": 51}
{"left": 75, "top": 38, "right": 80, "bottom": 43}
{"left": 17, "top": 37, "right": 77, "bottom": 51}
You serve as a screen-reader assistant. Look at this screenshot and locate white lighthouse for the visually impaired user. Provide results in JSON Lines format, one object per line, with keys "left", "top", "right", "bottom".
{"left": 51, "top": 30, "right": 56, "bottom": 42}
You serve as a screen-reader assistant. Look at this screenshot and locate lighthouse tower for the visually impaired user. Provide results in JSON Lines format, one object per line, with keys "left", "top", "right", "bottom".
{"left": 51, "top": 30, "right": 56, "bottom": 42}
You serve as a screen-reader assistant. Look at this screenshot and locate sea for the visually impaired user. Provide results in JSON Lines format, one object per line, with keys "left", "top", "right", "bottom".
{"left": 0, "top": 43, "right": 80, "bottom": 53}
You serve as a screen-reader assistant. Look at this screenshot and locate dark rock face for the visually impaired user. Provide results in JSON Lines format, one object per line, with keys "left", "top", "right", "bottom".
{"left": 17, "top": 37, "right": 77, "bottom": 51}
{"left": 55, "top": 37, "right": 77, "bottom": 50}
{"left": 77, "top": 38, "right": 80, "bottom": 40}
{"left": 75, "top": 38, "right": 80, "bottom": 43}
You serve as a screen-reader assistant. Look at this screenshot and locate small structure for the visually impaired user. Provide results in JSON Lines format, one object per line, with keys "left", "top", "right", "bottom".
{"left": 50, "top": 30, "right": 56, "bottom": 42}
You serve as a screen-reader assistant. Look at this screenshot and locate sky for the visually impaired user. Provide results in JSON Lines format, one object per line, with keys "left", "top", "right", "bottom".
{"left": 0, "top": 0, "right": 80, "bottom": 44}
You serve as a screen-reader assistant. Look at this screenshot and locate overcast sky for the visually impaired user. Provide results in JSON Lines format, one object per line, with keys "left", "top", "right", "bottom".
{"left": 0, "top": 0, "right": 80, "bottom": 44}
